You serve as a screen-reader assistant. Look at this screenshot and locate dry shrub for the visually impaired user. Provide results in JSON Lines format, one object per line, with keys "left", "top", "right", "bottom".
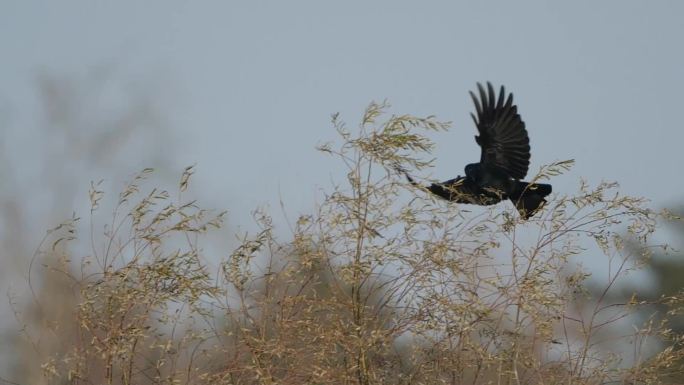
{"left": 9, "top": 103, "right": 684, "bottom": 385}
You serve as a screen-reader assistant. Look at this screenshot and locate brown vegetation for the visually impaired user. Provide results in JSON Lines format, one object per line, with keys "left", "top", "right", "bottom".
{"left": 6, "top": 103, "right": 684, "bottom": 384}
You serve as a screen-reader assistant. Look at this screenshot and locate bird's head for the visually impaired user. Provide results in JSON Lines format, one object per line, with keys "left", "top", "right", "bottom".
{"left": 465, "top": 163, "right": 480, "bottom": 180}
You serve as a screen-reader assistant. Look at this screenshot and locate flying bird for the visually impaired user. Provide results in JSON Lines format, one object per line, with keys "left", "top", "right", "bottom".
{"left": 404, "top": 82, "right": 552, "bottom": 219}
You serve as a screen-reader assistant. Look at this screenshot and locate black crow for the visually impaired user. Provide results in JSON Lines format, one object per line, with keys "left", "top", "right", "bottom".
{"left": 404, "top": 82, "right": 552, "bottom": 219}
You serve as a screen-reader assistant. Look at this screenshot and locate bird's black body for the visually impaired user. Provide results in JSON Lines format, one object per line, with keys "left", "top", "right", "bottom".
{"left": 405, "top": 82, "right": 552, "bottom": 219}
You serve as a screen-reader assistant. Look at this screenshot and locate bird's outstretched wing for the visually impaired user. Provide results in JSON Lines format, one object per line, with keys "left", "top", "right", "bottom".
{"left": 470, "top": 82, "right": 530, "bottom": 180}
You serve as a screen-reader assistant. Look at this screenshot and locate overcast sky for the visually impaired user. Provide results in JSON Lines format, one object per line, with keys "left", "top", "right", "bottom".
{"left": 2, "top": 1, "right": 683, "bottom": 234}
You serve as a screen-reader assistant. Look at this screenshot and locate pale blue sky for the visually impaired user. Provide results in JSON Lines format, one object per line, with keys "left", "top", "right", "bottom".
{"left": 2, "top": 1, "right": 683, "bottom": 232}
{"left": 1, "top": 1, "right": 683, "bottom": 370}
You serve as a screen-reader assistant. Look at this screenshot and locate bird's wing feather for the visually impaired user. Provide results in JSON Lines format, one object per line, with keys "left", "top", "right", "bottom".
{"left": 469, "top": 82, "right": 530, "bottom": 180}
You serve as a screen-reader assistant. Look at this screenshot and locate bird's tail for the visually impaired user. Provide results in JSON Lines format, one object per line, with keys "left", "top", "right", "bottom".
{"left": 509, "top": 182, "right": 552, "bottom": 219}
{"left": 394, "top": 166, "right": 421, "bottom": 188}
